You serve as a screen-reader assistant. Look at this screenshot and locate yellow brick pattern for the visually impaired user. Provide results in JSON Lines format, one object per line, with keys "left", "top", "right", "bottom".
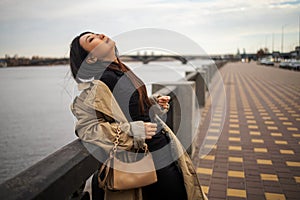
{"left": 265, "top": 193, "right": 286, "bottom": 200}
{"left": 229, "top": 146, "right": 242, "bottom": 151}
{"left": 195, "top": 63, "right": 300, "bottom": 199}
{"left": 227, "top": 188, "right": 247, "bottom": 198}
{"left": 294, "top": 176, "right": 300, "bottom": 183}
{"left": 228, "top": 170, "right": 245, "bottom": 178}
{"left": 228, "top": 157, "right": 243, "bottom": 163}
{"left": 257, "top": 159, "right": 273, "bottom": 165}
{"left": 254, "top": 148, "right": 268, "bottom": 153}
{"left": 251, "top": 139, "right": 264, "bottom": 143}
{"left": 249, "top": 131, "right": 261, "bottom": 135}
{"left": 229, "top": 130, "right": 240, "bottom": 134}
{"left": 280, "top": 150, "right": 294, "bottom": 154}
{"left": 197, "top": 168, "right": 212, "bottom": 175}
{"left": 260, "top": 174, "right": 279, "bottom": 181}
{"left": 274, "top": 140, "right": 288, "bottom": 145}
{"left": 286, "top": 161, "right": 300, "bottom": 167}
{"left": 271, "top": 133, "right": 282, "bottom": 137}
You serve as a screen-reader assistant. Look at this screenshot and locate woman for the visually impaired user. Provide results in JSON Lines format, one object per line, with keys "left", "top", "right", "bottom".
{"left": 69, "top": 31, "right": 207, "bottom": 200}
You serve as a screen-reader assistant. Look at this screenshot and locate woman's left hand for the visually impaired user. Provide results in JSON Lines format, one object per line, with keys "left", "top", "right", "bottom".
{"left": 157, "top": 96, "right": 170, "bottom": 110}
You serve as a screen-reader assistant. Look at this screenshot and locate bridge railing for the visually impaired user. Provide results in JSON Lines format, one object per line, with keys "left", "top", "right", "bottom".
{"left": 0, "top": 60, "right": 227, "bottom": 200}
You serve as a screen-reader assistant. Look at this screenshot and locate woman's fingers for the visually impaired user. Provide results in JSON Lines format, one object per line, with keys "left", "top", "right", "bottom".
{"left": 157, "top": 96, "right": 170, "bottom": 110}
{"left": 145, "top": 123, "right": 157, "bottom": 132}
{"left": 162, "top": 104, "right": 169, "bottom": 109}
{"left": 157, "top": 96, "right": 170, "bottom": 103}
{"left": 158, "top": 102, "right": 169, "bottom": 109}
{"left": 158, "top": 102, "right": 168, "bottom": 108}
{"left": 146, "top": 134, "right": 155, "bottom": 140}
{"left": 145, "top": 122, "right": 157, "bottom": 128}
{"left": 144, "top": 122, "right": 157, "bottom": 139}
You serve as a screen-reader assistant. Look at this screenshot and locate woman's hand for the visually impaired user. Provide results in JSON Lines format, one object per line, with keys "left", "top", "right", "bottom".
{"left": 157, "top": 96, "right": 171, "bottom": 110}
{"left": 144, "top": 122, "right": 157, "bottom": 139}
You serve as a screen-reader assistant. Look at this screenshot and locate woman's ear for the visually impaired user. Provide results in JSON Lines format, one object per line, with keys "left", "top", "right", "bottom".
{"left": 86, "top": 55, "right": 98, "bottom": 64}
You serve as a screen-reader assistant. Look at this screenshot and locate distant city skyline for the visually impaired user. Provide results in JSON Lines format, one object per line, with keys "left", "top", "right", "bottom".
{"left": 0, "top": 0, "right": 299, "bottom": 57}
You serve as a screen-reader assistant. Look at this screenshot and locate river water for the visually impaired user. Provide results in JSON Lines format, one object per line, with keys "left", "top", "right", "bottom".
{"left": 0, "top": 59, "right": 211, "bottom": 183}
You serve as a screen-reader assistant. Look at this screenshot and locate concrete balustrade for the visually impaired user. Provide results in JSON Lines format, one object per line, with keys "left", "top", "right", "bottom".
{"left": 152, "top": 81, "right": 196, "bottom": 156}
{"left": 185, "top": 70, "right": 206, "bottom": 107}
{"left": 0, "top": 60, "right": 227, "bottom": 200}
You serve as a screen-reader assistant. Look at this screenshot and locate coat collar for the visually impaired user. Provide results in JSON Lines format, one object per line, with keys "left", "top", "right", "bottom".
{"left": 80, "top": 80, "right": 128, "bottom": 123}
{"left": 78, "top": 82, "right": 91, "bottom": 91}
{"left": 77, "top": 80, "right": 98, "bottom": 91}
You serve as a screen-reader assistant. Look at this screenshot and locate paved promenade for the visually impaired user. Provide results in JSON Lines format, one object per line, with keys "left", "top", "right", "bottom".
{"left": 193, "top": 62, "right": 300, "bottom": 200}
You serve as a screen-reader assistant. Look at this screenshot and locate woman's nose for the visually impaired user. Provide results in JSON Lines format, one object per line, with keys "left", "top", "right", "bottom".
{"left": 97, "top": 34, "right": 105, "bottom": 40}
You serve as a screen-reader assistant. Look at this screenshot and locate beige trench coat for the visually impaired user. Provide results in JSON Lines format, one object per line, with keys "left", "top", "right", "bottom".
{"left": 70, "top": 79, "right": 208, "bottom": 200}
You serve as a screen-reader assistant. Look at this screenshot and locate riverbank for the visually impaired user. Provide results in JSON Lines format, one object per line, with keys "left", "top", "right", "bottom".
{"left": 1, "top": 57, "right": 69, "bottom": 67}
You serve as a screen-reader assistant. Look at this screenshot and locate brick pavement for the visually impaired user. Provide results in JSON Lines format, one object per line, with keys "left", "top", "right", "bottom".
{"left": 192, "top": 62, "right": 300, "bottom": 200}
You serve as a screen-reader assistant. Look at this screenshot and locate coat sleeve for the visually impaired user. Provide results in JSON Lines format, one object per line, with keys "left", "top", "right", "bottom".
{"left": 74, "top": 111, "right": 146, "bottom": 151}
{"left": 70, "top": 82, "right": 146, "bottom": 152}
{"left": 72, "top": 108, "right": 134, "bottom": 151}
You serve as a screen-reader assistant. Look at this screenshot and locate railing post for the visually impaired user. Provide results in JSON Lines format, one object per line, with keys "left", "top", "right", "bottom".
{"left": 152, "top": 81, "right": 196, "bottom": 156}
{"left": 201, "top": 65, "right": 210, "bottom": 91}
{"left": 207, "top": 64, "right": 213, "bottom": 83}
{"left": 185, "top": 70, "right": 206, "bottom": 107}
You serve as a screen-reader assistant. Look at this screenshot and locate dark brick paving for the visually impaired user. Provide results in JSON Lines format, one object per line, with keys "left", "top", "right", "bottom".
{"left": 192, "top": 62, "right": 300, "bottom": 200}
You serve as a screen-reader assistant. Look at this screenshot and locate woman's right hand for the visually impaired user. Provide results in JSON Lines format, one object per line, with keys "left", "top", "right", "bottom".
{"left": 144, "top": 122, "right": 157, "bottom": 139}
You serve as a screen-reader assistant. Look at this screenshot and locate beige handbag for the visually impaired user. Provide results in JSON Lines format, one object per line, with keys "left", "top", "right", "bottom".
{"left": 98, "top": 126, "right": 157, "bottom": 190}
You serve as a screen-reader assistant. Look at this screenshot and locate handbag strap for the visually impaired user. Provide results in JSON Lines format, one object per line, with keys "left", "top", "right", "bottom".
{"left": 98, "top": 125, "right": 150, "bottom": 187}
{"left": 98, "top": 125, "right": 122, "bottom": 188}
{"left": 114, "top": 125, "right": 149, "bottom": 154}
{"left": 112, "top": 126, "right": 122, "bottom": 152}
{"left": 98, "top": 154, "right": 112, "bottom": 188}
{"left": 98, "top": 126, "right": 121, "bottom": 187}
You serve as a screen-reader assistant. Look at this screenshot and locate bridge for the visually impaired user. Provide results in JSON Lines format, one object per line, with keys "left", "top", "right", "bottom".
{"left": 119, "top": 54, "right": 224, "bottom": 64}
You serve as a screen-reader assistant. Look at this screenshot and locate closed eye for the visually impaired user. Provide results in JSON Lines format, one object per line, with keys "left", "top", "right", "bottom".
{"left": 89, "top": 37, "right": 94, "bottom": 43}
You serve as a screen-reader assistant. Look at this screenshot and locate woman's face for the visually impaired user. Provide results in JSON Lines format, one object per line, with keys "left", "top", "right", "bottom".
{"left": 79, "top": 33, "right": 116, "bottom": 59}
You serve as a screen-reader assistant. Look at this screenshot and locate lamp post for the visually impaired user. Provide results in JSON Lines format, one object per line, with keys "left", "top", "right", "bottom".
{"left": 281, "top": 24, "right": 288, "bottom": 54}
{"left": 272, "top": 33, "right": 274, "bottom": 52}
{"left": 298, "top": 15, "right": 300, "bottom": 48}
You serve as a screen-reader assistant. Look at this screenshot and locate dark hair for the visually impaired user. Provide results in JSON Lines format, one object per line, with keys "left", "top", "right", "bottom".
{"left": 69, "top": 31, "right": 152, "bottom": 113}
{"left": 69, "top": 31, "right": 93, "bottom": 83}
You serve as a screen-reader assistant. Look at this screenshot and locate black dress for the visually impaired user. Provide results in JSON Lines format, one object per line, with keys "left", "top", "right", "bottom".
{"left": 93, "top": 62, "right": 187, "bottom": 200}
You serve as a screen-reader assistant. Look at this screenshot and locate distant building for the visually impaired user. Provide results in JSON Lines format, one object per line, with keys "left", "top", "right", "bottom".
{"left": 272, "top": 51, "right": 280, "bottom": 62}
{"left": 295, "top": 46, "right": 300, "bottom": 59}
{"left": 0, "top": 59, "right": 7, "bottom": 67}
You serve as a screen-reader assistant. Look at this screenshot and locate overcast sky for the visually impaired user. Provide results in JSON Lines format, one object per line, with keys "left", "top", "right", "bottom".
{"left": 0, "top": 0, "right": 299, "bottom": 57}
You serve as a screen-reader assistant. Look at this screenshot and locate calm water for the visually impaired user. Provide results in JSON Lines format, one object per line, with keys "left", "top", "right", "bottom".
{"left": 0, "top": 59, "right": 210, "bottom": 183}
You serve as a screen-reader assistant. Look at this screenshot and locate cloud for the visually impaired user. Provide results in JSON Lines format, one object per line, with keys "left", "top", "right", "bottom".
{"left": 0, "top": 0, "right": 299, "bottom": 56}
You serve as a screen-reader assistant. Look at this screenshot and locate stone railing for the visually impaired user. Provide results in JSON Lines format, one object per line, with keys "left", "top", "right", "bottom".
{"left": 0, "top": 60, "right": 227, "bottom": 200}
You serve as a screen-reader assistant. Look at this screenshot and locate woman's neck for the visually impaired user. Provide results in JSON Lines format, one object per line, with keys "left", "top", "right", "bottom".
{"left": 102, "top": 46, "right": 119, "bottom": 63}
{"left": 113, "top": 57, "right": 119, "bottom": 63}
